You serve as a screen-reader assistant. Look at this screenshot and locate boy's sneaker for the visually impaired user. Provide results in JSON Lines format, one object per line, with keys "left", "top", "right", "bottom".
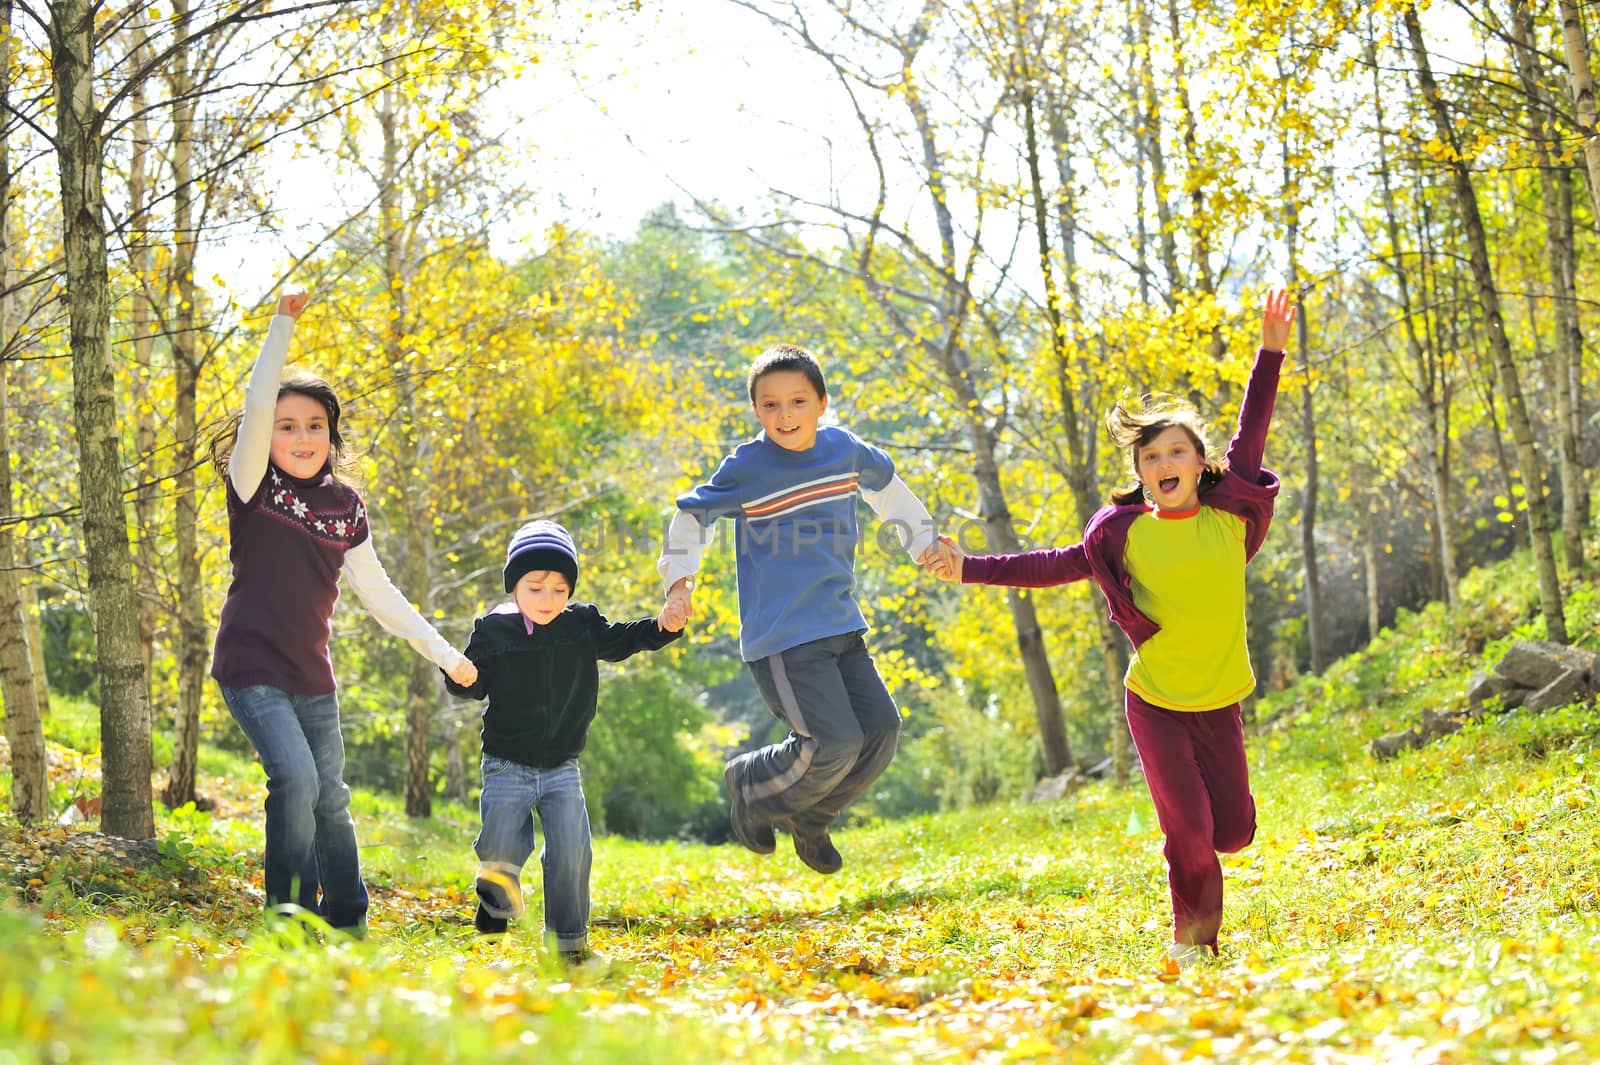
{"left": 560, "top": 946, "right": 603, "bottom": 968}
{"left": 791, "top": 828, "right": 843, "bottom": 875}
{"left": 475, "top": 904, "right": 508, "bottom": 936}
{"left": 724, "top": 763, "right": 775, "bottom": 854}
{"left": 475, "top": 869, "right": 520, "bottom": 919}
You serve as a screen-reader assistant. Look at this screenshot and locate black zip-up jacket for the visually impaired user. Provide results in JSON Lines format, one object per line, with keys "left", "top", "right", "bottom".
{"left": 442, "top": 602, "right": 681, "bottom": 768}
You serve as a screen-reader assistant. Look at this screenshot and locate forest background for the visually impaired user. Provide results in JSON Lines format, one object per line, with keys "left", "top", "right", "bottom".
{"left": 1, "top": 0, "right": 1597, "bottom": 842}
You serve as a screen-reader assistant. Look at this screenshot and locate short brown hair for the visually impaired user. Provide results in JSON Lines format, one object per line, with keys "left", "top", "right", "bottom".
{"left": 746, "top": 344, "right": 827, "bottom": 405}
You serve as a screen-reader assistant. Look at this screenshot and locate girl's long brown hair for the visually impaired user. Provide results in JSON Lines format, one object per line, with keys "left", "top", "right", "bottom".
{"left": 1104, "top": 394, "right": 1225, "bottom": 506}
{"left": 209, "top": 369, "right": 364, "bottom": 487}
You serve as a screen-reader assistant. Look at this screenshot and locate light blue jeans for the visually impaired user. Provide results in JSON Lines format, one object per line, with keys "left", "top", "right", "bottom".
{"left": 218, "top": 683, "right": 368, "bottom": 928}
{"left": 475, "top": 755, "right": 591, "bottom": 951}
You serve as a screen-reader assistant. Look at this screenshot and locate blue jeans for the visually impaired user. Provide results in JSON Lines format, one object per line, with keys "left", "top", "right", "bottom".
{"left": 218, "top": 683, "right": 368, "bottom": 928}
{"left": 475, "top": 755, "right": 591, "bottom": 951}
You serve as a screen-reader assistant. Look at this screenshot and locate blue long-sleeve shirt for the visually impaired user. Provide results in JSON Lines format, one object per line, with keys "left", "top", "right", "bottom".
{"left": 660, "top": 427, "right": 937, "bottom": 661}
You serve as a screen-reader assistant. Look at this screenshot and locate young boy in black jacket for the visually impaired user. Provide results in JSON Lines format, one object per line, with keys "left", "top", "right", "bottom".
{"left": 444, "top": 519, "right": 685, "bottom": 957}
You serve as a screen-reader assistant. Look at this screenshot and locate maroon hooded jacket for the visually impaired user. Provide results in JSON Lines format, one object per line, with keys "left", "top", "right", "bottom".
{"left": 962, "top": 347, "right": 1284, "bottom": 651}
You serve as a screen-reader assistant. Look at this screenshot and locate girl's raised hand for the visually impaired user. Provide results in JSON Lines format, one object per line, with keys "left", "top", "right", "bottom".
{"left": 277, "top": 292, "right": 311, "bottom": 320}
{"left": 1261, "top": 286, "right": 1296, "bottom": 353}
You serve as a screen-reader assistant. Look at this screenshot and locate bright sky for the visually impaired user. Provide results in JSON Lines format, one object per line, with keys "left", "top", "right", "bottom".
{"left": 227, "top": 0, "right": 1478, "bottom": 306}
{"left": 499, "top": 2, "right": 857, "bottom": 243}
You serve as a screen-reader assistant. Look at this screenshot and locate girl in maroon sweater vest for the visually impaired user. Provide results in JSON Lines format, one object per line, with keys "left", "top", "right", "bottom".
{"left": 931, "top": 288, "right": 1296, "bottom": 971}
{"left": 210, "top": 292, "right": 477, "bottom": 931}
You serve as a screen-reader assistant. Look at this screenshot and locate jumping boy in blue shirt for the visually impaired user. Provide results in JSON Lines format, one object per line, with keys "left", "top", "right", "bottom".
{"left": 658, "top": 344, "right": 939, "bottom": 875}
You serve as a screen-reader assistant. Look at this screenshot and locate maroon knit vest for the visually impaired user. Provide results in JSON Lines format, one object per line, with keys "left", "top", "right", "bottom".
{"left": 211, "top": 463, "right": 370, "bottom": 695}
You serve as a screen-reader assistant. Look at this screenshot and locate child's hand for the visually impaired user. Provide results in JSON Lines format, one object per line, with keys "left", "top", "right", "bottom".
{"left": 664, "top": 578, "right": 694, "bottom": 628}
{"left": 927, "top": 534, "right": 964, "bottom": 582}
{"left": 1260, "top": 286, "right": 1296, "bottom": 352}
{"left": 448, "top": 657, "right": 478, "bottom": 687}
{"left": 277, "top": 292, "right": 311, "bottom": 320}
{"left": 658, "top": 598, "right": 687, "bottom": 633}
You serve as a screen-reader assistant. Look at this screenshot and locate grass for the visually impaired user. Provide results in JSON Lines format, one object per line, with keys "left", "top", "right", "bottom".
{"left": 1, "top": 550, "right": 1598, "bottom": 1061}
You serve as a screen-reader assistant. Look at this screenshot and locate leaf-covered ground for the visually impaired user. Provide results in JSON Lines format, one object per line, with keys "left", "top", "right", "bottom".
{"left": 2, "top": 559, "right": 1599, "bottom": 1063}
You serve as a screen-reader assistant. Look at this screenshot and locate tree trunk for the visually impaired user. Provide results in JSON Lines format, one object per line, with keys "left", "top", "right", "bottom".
{"left": 0, "top": 361, "right": 47, "bottom": 823}
{"left": 1049, "top": 116, "right": 1132, "bottom": 781}
{"left": 1512, "top": 0, "right": 1585, "bottom": 575}
{"left": 165, "top": 0, "right": 205, "bottom": 808}
{"left": 445, "top": 713, "right": 467, "bottom": 804}
{"left": 1404, "top": 8, "right": 1565, "bottom": 642}
{"left": 127, "top": 26, "right": 159, "bottom": 703}
{"left": 1134, "top": 0, "right": 1181, "bottom": 307}
{"left": 1557, "top": 0, "right": 1600, "bottom": 217}
{"left": 0, "top": 9, "right": 49, "bottom": 819}
{"left": 1028, "top": 75, "right": 1127, "bottom": 780}
{"left": 19, "top": 540, "right": 50, "bottom": 714}
{"left": 51, "top": 0, "right": 155, "bottom": 838}
{"left": 1554, "top": 157, "right": 1588, "bottom": 536}
{"left": 1283, "top": 118, "right": 1325, "bottom": 673}
{"left": 376, "top": 69, "right": 439, "bottom": 818}
{"left": 1165, "top": 0, "right": 1224, "bottom": 365}
{"left": 778, "top": 2, "right": 1072, "bottom": 773}
{"left": 1370, "top": 25, "right": 1460, "bottom": 607}
{"left": 1122, "top": 16, "right": 1152, "bottom": 307}
{"left": 918, "top": 60, "right": 1068, "bottom": 775}
{"left": 1362, "top": 498, "right": 1381, "bottom": 641}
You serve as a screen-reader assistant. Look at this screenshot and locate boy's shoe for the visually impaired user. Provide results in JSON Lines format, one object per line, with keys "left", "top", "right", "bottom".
{"left": 560, "top": 946, "right": 603, "bottom": 968}
{"left": 724, "top": 763, "right": 775, "bottom": 854}
{"left": 791, "top": 828, "right": 843, "bottom": 875}
{"left": 475, "top": 868, "right": 521, "bottom": 919}
{"left": 475, "top": 904, "right": 508, "bottom": 936}
{"left": 331, "top": 917, "right": 368, "bottom": 941}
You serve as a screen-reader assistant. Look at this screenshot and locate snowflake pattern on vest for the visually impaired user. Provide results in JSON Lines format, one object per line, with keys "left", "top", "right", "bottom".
{"left": 255, "top": 466, "right": 369, "bottom": 548}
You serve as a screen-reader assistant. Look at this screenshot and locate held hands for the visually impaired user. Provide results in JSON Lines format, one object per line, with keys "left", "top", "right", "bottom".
{"left": 659, "top": 578, "right": 694, "bottom": 633}
{"left": 1260, "top": 286, "right": 1296, "bottom": 353}
{"left": 448, "top": 656, "right": 478, "bottom": 688}
{"left": 658, "top": 597, "right": 688, "bottom": 633}
{"left": 277, "top": 292, "right": 310, "bottom": 320}
{"left": 924, "top": 534, "right": 964, "bottom": 582}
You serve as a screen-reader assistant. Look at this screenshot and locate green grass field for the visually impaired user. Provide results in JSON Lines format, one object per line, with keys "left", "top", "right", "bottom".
{"left": 2, "top": 553, "right": 1598, "bottom": 1062}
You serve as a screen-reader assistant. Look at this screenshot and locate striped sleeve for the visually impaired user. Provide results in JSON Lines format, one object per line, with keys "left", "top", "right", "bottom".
{"left": 852, "top": 431, "right": 896, "bottom": 492}
{"left": 674, "top": 454, "right": 745, "bottom": 525}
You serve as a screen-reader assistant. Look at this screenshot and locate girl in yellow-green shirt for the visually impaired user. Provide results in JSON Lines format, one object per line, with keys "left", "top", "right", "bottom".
{"left": 932, "top": 287, "right": 1296, "bottom": 970}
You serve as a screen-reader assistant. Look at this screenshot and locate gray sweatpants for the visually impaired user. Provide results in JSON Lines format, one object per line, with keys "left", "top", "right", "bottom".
{"left": 728, "top": 630, "right": 901, "bottom": 836}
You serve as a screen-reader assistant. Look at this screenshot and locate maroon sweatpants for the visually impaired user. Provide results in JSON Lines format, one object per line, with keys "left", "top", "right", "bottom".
{"left": 1124, "top": 690, "right": 1256, "bottom": 949}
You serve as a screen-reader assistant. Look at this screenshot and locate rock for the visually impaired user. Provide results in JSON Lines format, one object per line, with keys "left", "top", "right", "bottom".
{"left": 1464, "top": 672, "right": 1499, "bottom": 706}
{"left": 1495, "top": 640, "right": 1600, "bottom": 690}
{"left": 1419, "top": 709, "right": 1465, "bottom": 738}
{"left": 1370, "top": 728, "right": 1424, "bottom": 761}
{"left": 1079, "top": 757, "right": 1114, "bottom": 779}
{"left": 1024, "top": 771, "right": 1084, "bottom": 804}
{"left": 1523, "top": 668, "right": 1588, "bottom": 713}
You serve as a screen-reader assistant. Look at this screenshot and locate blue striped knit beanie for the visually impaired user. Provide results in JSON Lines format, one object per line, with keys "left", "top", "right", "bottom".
{"left": 503, "top": 519, "right": 579, "bottom": 593}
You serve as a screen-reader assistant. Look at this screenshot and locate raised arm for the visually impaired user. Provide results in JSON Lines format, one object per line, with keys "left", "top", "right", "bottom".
{"left": 1224, "top": 287, "right": 1295, "bottom": 482}
{"left": 230, "top": 293, "right": 309, "bottom": 500}
{"left": 342, "top": 535, "right": 475, "bottom": 684}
